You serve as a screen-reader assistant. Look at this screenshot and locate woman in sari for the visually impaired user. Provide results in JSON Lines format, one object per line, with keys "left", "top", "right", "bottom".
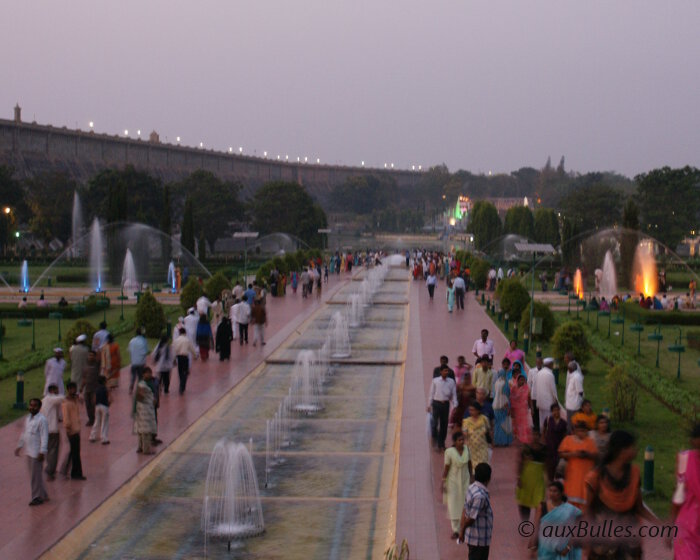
{"left": 529, "top": 481, "right": 582, "bottom": 559}
{"left": 558, "top": 422, "right": 597, "bottom": 509}
{"left": 670, "top": 423, "right": 700, "bottom": 560}
{"left": 442, "top": 431, "right": 472, "bottom": 538}
{"left": 510, "top": 368, "right": 532, "bottom": 445}
{"left": 517, "top": 439, "right": 547, "bottom": 521}
{"left": 462, "top": 401, "right": 491, "bottom": 466}
{"left": 584, "top": 430, "right": 657, "bottom": 559}
{"left": 445, "top": 279, "right": 455, "bottom": 313}
{"left": 492, "top": 364, "right": 513, "bottom": 447}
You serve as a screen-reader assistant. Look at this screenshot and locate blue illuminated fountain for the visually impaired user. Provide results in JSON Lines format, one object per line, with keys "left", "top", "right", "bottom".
{"left": 20, "top": 260, "right": 29, "bottom": 293}
{"left": 89, "top": 218, "right": 103, "bottom": 292}
{"left": 167, "top": 261, "right": 176, "bottom": 293}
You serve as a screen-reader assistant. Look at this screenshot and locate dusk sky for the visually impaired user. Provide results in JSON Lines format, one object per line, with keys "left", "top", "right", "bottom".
{"left": 3, "top": 1, "right": 699, "bottom": 177}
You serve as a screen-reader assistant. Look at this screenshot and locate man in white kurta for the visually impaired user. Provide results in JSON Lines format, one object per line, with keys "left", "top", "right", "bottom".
{"left": 43, "top": 348, "right": 66, "bottom": 395}
{"left": 532, "top": 358, "right": 559, "bottom": 432}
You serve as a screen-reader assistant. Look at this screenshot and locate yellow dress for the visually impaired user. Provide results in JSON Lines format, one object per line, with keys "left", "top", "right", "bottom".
{"left": 444, "top": 446, "right": 471, "bottom": 531}
{"left": 462, "top": 414, "right": 490, "bottom": 465}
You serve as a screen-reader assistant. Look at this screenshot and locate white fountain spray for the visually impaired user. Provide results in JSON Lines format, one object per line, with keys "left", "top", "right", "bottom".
{"left": 201, "top": 439, "right": 265, "bottom": 554}
{"left": 290, "top": 350, "right": 324, "bottom": 414}
{"left": 600, "top": 250, "right": 618, "bottom": 302}
{"left": 167, "top": 261, "right": 176, "bottom": 292}
{"left": 89, "top": 218, "right": 103, "bottom": 292}
{"left": 329, "top": 311, "right": 351, "bottom": 358}
{"left": 122, "top": 249, "right": 138, "bottom": 294}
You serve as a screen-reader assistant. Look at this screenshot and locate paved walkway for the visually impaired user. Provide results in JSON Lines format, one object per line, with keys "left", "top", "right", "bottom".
{"left": 397, "top": 279, "right": 671, "bottom": 560}
{"left": 0, "top": 276, "right": 349, "bottom": 560}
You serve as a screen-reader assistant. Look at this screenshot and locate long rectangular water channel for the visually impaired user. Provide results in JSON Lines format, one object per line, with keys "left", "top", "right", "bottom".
{"left": 54, "top": 267, "right": 409, "bottom": 560}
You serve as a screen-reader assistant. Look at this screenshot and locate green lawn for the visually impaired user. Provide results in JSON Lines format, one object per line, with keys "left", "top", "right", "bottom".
{"left": 0, "top": 304, "right": 182, "bottom": 426}
{"left": 483, "top": 302, "right": 693, "bottom": 518}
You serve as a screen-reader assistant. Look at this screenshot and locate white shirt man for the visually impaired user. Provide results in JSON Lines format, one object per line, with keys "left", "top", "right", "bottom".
{"left": 184, "top": 309, "right": 199, "bottom": 350}
{"left": 532, "top": 359, "right": 559, "bottom": 431}
{"left": 565, "top": 362, "right": 584, "bottom": 428}
{"left": 472, "top": 331, "right": 495, "bottom": 361}
{"left": 453, "top": 276, "right": 466, "bottom": 291}
{"left": 15, "top": 399, "right": 49, "bottom": 505}
{"left": 43, "top": 350, "right": 66, "bottom": 395}
{"left": 232, "top": 283, "right": 244, "bottom": 301}
{"left": 196, "top": 295, "right": 211, "bottom": 316}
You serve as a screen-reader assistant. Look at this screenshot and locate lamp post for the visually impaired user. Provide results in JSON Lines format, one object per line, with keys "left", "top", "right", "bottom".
{"left": 234, "top": 232, "right": 259, "bottom": 287}
{"left": 318, "top": 228, "right": 331, "bottom": 254}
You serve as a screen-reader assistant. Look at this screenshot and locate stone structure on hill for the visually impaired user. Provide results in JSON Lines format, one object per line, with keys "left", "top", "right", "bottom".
{"left": 0, "top": 106, "right": 420, "bottom": 202}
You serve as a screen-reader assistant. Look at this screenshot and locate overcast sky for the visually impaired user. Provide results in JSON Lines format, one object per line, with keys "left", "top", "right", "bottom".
{"left": 3, "top": 1, "right": 699, "bottom": 177}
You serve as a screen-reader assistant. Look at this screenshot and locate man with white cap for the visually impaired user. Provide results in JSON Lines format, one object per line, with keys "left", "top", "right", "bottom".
{"left": 532, "top": 357, "right": 559, "bottom": 432}
{"left": 184, "top": 308, "right": 199, "bottom": 357}
{"left": 43, "top": 348, "right": 66, "bottom": 395}
{"left": 69, "top": 335, "right": 89, "bottom": 400}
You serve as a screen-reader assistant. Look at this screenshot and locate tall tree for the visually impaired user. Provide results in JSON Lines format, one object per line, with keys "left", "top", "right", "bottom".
{"left": 249, "top": 181, "right": 327, "bottom": 247}
{"left": 23, "top": 171, "right": 76, "bottom": 242}
{"left": 503, "top": 205, "right": 535, "bottom": 239}
{"left": 560, "top": 216, "right": 580, "bottom": 267}
{"left": 468, "top": 201, "right": 502, "bottom": 251}
{"left": 620, "top": 199, "right": 640, "bottom": 289}
{"left": 558, "top": 175, "right": 623, "bottom": 233}
{"left": 635, "top": 166, "right": 700, "bottom": 249}
{"left": 534, "top": 208, "right": 560, "bottom": 246}
{"left": 160, "top": 185, "right": 172, "bottom": 263}
{"left": 173, "top": 170, "right": 243, "bottom": 250}
{"left": 181, "top": 197, "right": 195, "bottom": 255}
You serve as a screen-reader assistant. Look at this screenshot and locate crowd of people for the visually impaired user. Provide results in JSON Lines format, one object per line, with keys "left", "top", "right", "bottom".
{"left": 429, "top": 328, "right": 699, "bottom": 559}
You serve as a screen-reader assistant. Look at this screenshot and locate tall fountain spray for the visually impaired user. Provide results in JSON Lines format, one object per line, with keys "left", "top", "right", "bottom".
{"left": 329, "top": 311, "right": 351, "bottom": 358}
{"left": 20, "top": 260, "right": 29, "bottom": 293}
{"left": 347, "top": 293, "right": 363, "bottom": 328}
{"left": 122, "top": 249, "right": 139, "bottom": 294}
{"left": 89, "top": 218, "right": 103, "bottom": 292}
{"left": 573, "top": 269, "right": 584, "bottom": 300}
{"left": 201, "top": 439, "right": 264, "bottom": 553}
{"left": 600, "top": 250, "right": 618, "bottom": 301}
{"left": 167, "top": 261, "right": 176, "bottom": 293}
{"left": 71, "top": 191, "right": 83, "bottom": 259}
{"left": 290, "top": 350, "right": 323, "bottom": 413}
{"left": 632, "top": 243, "right": 658, "bottom": 298}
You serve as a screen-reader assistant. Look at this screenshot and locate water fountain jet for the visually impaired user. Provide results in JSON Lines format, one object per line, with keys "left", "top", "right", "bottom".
{"left": 89, "top": 218, "right": 103, "bottom": 292}
{"left": 290, "top": 350, "right": 323, "bottom": 413}
{"left": 122, "top": 249, "right": 139, "bottom": 294}
{"left": 20, "top": 260, "right": 29, "bottom": 293}
{"left": 573, "top": 268, "right": 584, "bottom": 300}
{"left": 600, "top": 250, "right": 618, "bottom": 301}
{"left": 329, "top": 311, "right": 351, "bottom": 358}
{"left": 632, "top": 243, "right": 658, "bottom": 298}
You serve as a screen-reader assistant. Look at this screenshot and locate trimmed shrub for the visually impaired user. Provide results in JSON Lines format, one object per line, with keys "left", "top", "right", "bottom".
{"left": 605, "top": 365, "right": 638, "bottom": 421}
{"left": 496, "top": 278, "right": 531, "bottom": 322}
{"left": 471, "top": 258, "right": 490, "bottom": 290}
{"left": 551, "top": 321, "right": 590, "bottom": 366}
{"left": 204, "top": 272, "right": 231, "bottom": 301}
{"left": 284, "top": 252, "right": 300, "bottom": 272}
{"left": 135, "top": 290, "right": 167, "bottom": 338}
{"left": 180, "top": 277, "right": 204, "bottom": 311}
{"left": 65, "top": 319, "right": 97, "bottom": 350}
{"left": 519, "top": 300, "right": 556, "bottom": 342}
{"left": 621, "top": 301, "right": 700, "bottom": 326}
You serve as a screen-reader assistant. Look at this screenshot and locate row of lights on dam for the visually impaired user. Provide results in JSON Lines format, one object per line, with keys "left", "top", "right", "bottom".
{"left": 87, "top": 121, "right": 423, "bottom": 171}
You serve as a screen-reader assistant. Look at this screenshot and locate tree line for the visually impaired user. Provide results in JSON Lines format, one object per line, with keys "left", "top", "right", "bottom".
{"left": 0, "top": 165, "right": 328, "bottom": 257}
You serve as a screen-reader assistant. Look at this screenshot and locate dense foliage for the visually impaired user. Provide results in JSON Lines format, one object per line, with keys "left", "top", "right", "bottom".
{"left": 495, "top": 278, "right": 531, "bottom": 322}
{"left": 551, "top": 321, "right": 590, "bottom": 366}
{"left": 180, "top": 277, "right": 204, "bottom": 311}
{"left": 65, "top": 319, "right": 97, "bottom": 350}
{"left": 605, "top": 365, "right": 638, "bottom": 421}
{"left": 519, "top": 300, "right": 555, "bottom": 342}
{"left": 204, "top": 271, "right": 231, "bottom": 301}
{"left": 135, "top": 290, "right": 167, "bottom": 338}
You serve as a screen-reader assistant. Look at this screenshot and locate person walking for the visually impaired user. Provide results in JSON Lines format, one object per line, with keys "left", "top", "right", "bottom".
{"left": 426, "top": 272, "right": 437, "bottom": 300}
{"left": 427, "top": 365, "right": 458, "bottom": 451}
{"left": 510, "top": 369, "right": 532, "bottom": 445}
{"left": 462, "top": 401, "right": 492, "bottom": 466}
{"left": 443, "top": 432, "right": 472, "bottom": 539}
{"left": 532, "top": 357, "right": 559, "bottom": 433}
{"left": 492, "top": 364, "right": 513, "bottom": 447}
{"left": 236, "top": 298, "right": 251, "bottom": 345}
{"left": 43, "top": 348, "right": 66, "bottom": 395}
{"left": 215, "top": 316, "right": 233, "bottom": 360}
{"left": 128, "top": 327, "right": 149, "bottom": 394}
{"left": 81, "top": 350, "right": 99, "bottom": 426}
{"left": 15, "top": 397, "right": 49, "bottom": 506}
{"left": 173, "top": 327, "right": 197, "bottom": 395}
{"left": 134, "top": 369, "right": 157, "bottom": 454}
{"left": 41, "top": 384, "right": 63, "bottom": 480}
{"left": 528, "top": 481, "right": 582, "bottom": 559}
{"left": 101, "top": 333, "right": 121, "bottom": 389}
{"left": 565, "top": 361, "right": 584, "bottom": 432}
{"left": 670, "top": 423, "right": 700, "bottom": 559}
{"left": 195, "top": 314, "right": 214, "bottom": 361}
{"left": 89, "top": 376, "right": 110, "bottom": 444}
{"left": 459, "top": 463, "right": 493, "bottom": 560}
{"left": 516, "top": 440, "right": 547, "bottom": 521}
{"left": 446, "top": 278, "right": 455, "bottom": 313}
{"left": 558, "top": 421, "right": 597, "bottom": 509}
{"left": 251, "top": 298, "right": 267, "bottom": 347}
{"left": 152, "top": 334, "right": 173, "bottom": 394}
{"left": 472, "top": 329, "right": 495, "bottom": 362}
{"left": 543, "top": 403, "right": 568, "bottom": 482}
{"left": 69, "top": 335, "right": 89, "bottom": 406}
{"left": 453, "top": 274, "right": 466, "bottom": 310}
{"left": 60, "top": 381, "right": 86, "bottom": 480}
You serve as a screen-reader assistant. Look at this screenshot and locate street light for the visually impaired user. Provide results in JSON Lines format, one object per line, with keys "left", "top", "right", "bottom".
{"left": 89, "top": 121, "right": 94, "bottom": 130}
{"left": 124, "top": 129, "right": 129, "bottom": 136}
{"left": 234, "top": 232, "right": 259, "bottom": 286}
{"left": 318, "top": 228, "right": 331, "bottom": 252}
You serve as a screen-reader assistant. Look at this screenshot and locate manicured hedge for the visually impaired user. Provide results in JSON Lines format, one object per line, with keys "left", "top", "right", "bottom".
{"left": 621, "top": 301, "right": 700, "bottom": 326}
{"left": 0, "top": 295, "right": 110, "bottom": 319}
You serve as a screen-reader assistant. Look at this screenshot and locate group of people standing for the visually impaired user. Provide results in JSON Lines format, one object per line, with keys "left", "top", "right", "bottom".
{"left": 429, "top": 325, "right": 699, "bottom": 559}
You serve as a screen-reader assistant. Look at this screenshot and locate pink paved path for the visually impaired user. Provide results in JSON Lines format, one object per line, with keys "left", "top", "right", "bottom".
{"left": 0, "top": 275, "right": 348, "bottom": 560}
{"left": 397, "top": 279, "right": 671, "bottom": 560}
